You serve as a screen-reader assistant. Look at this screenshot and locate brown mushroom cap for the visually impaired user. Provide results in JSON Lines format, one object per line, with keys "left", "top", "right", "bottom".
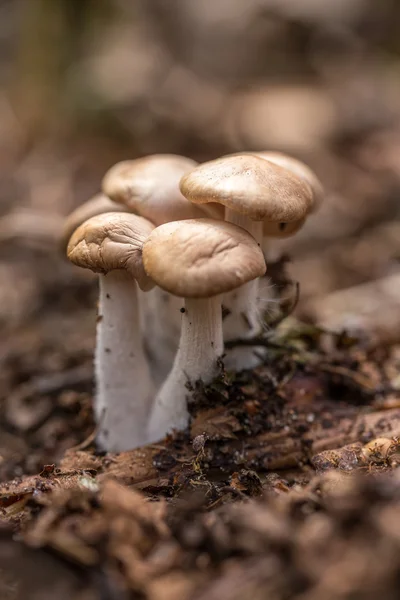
{"left": 142, "top": 218, "right": 266, "bottom": 298}
{"left": 180, "top": 154, "right": 313, "bottom": 222}
{"left": 250, "top": 151, "right": 323, "bottom": 213}
{"left": 61, "top": 193, "right": 126, "bottom": 252}
{"left": 67, "top": 212, "right": 155, "bottom": 291}
{"left": 102, "top": 154, "right": 222, "bottom": 224}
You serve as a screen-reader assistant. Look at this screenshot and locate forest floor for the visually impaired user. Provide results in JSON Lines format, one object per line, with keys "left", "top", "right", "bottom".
{"left": 1, "top": 257, "right": 400, "bottom": 600}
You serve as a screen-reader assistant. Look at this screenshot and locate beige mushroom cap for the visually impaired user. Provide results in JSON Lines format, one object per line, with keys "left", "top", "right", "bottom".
{"left": 180, "top": 154, "right": 313, "bottom": 222}
{"left": 251, "top": 151, "right": 323, "bottom": 213}
{"left": 61, "top": 193, "right": 126, "bottom": 252}
{"left": 67, "top": 212, "right": 155, "bottom": 291}
{"left": 143, "top": 218, "right": 266, "bottom": 298}
{"left": 102, "top": 154, "right": 222, "bottom": 225}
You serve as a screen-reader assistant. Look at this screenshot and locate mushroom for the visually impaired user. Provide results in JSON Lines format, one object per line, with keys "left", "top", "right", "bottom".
{"left": 249, "top": 151, "right": 323, "bottom": 242}
{"left": 142, "top": 218, "right": 266, "bottom": 442}
{"left": 102, "top": 154, "right": 223, "bottom": 223}
{"left": 67, "top": 212, "right": 155, "bottom": 452}
{"left": 253, "top": 151, "right": 323, "bottom": 212}
{"left": 219, "top": 151, "right": 323, "bottom": 238}
{"left": 61, "top": 193, "right": 126, "bottom": 252}
{"left": 224, "top": 151, "right": 324, "bottom": 322}
{"left": 180, "top": 154, "right": 312, "bottom": 368}
{"left": 102, "top": 154, "right": 223, "bottom": 385}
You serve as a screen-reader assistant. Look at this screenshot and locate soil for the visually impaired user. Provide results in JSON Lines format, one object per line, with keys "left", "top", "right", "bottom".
{"left": 1, "top": 253, "right": 400, "bottom": 599}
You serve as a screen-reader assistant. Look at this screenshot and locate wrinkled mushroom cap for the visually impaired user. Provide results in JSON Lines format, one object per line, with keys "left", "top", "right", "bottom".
{"left": 251, "top": 151, "right": 323, "bottom": 213}
{"left": 180, "top": 154, "right": 313, "bottom": 222}
{"left": 67, "top": 212, "right": 155, "bottom": 291}
{"left": 61, "top": 193, "right": 126, "bottom": 252}
{"left": 102, "top": 154, "right": 222, "bottom": 224}
{"left": 143, "top": 218, "right": 266, "bottom": 298}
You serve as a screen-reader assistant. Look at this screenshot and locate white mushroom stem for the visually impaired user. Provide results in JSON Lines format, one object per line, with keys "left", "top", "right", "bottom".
{"left": 138, "top": 287, "right": 183, "bottom": 387}
{"left": 223, "top": 209, "right": 265, "bottom": 370}
{"left": 225, "top": 210, "right": 263, "bottom": 245}
{"left": 147, "top": 296, "right": 223, "bottom": 443}
{"left": 96, "top": 270, "right": 154, "bottom": 452}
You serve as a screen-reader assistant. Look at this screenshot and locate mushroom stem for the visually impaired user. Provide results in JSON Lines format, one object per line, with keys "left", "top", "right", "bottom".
{"left": 225, "top": 209, "right": 263, "bottom": 245}
{"left": 223, "top": 209, "right": 265, "bottom": 369}
{"left": 96, "top": 270, "right": 154, "bottom": 451}
{"left": 147, "top": 296, "right": 223, "bottom": 442}
{"left": 139, "top": 287, "right": 183, "bottom": 387}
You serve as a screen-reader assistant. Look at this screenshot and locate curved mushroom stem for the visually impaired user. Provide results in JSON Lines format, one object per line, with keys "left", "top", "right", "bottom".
{"left": 147, "top": 296, "right": 223, "bottom": 443}
{"left": 223, "top": 209, "right": 265, "bottom": 370}
{"left": 96, "top": 270, "right": 154, "bottom": 451}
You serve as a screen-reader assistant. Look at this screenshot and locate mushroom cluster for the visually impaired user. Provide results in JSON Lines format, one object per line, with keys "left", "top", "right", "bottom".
{"left": 64, "top": 152, "right": 323, "bottom": 451}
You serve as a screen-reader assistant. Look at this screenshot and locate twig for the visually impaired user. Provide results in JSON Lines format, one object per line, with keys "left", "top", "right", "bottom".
{"left": 69, "top": 408, "right": 105, "bottom": 452}
{"left": 224, "top": 337, "right": 295, "bottom": 351}
{"left": 317, "top": 363, "right": 378, "bottom": 392}
{"left": 225, "top": 339, "right": 378, "bottom": 393}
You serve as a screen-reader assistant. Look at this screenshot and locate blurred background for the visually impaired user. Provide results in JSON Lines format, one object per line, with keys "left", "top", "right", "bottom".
{"left": 1, "top": 0, "right": 400, "bottom": 342}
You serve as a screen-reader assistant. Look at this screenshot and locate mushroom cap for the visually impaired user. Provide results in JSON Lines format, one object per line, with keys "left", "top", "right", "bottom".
{"left": 102, "top": 154, "right": 222, "bottom": 225}
{"left": 250, "top": 151, "right": 323, "bottom": 213}
{"left": 143, "top": 218, "right": 266, "bottom": 298}
{"left": 61, "top": 193, "right": 127, "bottom": 252}
{"left": 180, "top": 154, "right": 313, "bottom": 222}
{"left": 67, "top": 212, "right": 155, "bottom": 291}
